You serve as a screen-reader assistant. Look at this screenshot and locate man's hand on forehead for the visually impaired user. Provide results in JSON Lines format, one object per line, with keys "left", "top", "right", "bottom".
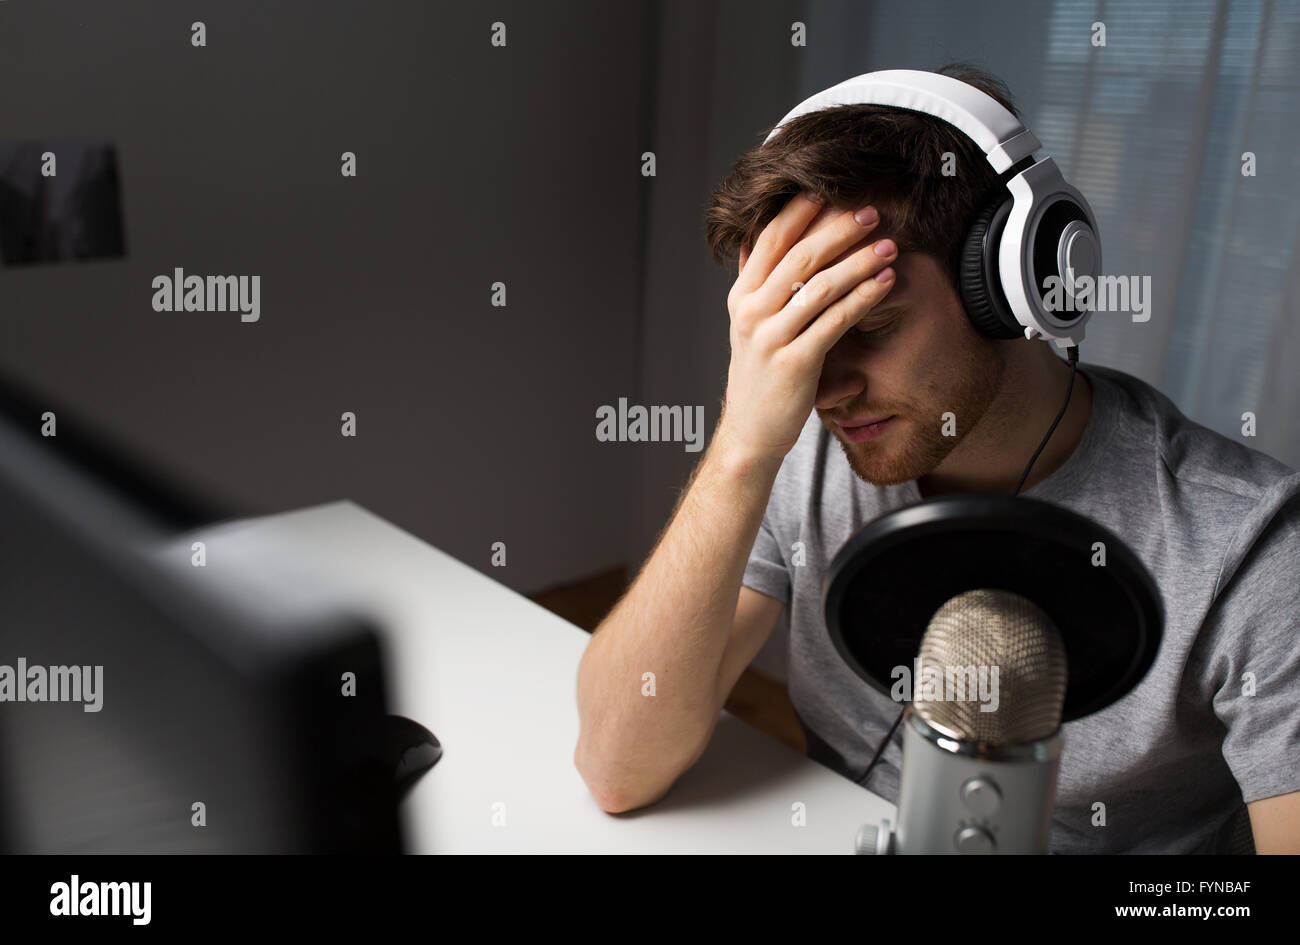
{"left": 807, "top": 203, "right": 893, "bottom": 269}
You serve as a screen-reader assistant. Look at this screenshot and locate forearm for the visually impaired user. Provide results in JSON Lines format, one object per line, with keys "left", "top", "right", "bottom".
{"left": 574, "top": 430, "right": 780, "bottom": 811}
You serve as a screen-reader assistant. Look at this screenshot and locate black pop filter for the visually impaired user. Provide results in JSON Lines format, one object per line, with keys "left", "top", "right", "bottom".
{"left": 822, "top": 495, "right": 1164, "bottom": 721}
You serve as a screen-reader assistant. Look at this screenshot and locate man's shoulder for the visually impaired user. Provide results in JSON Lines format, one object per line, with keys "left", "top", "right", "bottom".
{"left": 1088, "top": 364, "right": 1300, "bottom": 588}
{"left": 1090, "top": 363, "right": 1298, "bottom": 502}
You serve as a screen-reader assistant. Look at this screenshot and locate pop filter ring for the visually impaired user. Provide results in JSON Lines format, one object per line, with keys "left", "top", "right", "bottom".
{"left": 822, "top": 494, "right": 1164, "bottom": 721}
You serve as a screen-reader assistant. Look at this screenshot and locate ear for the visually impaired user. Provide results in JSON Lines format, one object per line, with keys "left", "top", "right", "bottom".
{"left": 738, "top": 244, "right": 750, "bottom": 275}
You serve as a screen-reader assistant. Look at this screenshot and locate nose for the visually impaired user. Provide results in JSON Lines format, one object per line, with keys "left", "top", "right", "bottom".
{"left": 814, "top": 339, "right": 867, "bottom": 411}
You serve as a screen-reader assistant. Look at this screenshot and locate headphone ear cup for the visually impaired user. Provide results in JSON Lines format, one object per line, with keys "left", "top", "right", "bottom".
{"left": 960, "top": 197, "right": 1022, "bottom": 340}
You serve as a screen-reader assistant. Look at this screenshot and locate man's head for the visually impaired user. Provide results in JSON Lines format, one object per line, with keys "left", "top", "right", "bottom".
{"left": 706, "top": 64, "right": 1032, "bottom": 486}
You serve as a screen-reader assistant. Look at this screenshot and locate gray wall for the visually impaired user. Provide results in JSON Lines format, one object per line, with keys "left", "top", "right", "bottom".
{"left": 0, "top": 0, "right": 652, "bottom": 594}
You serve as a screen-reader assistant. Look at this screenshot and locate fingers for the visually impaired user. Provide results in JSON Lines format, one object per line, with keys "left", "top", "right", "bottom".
{"left": 767, "top": 238, "right": 898, "bottom": 345}
{"left": 787, "top": 260, "right": 897, "bottom": 362}
{"left": 731, "top": 190, "right": 826, "bottom": 298}
{"left": 742, "top": 205, "right": 883, "bottom": 324}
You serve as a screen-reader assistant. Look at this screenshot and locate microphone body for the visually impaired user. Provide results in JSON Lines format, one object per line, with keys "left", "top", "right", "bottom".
{"left": 892, "top": 707, "right": 1061, "bottom": 853}
{"left": 857, "top": 588, "right": 1068, "bottom": 854}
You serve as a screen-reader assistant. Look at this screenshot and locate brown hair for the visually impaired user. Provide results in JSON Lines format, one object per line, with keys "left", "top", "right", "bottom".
{"left": 704, "top": 63, "right": 1027, "bottom": 294}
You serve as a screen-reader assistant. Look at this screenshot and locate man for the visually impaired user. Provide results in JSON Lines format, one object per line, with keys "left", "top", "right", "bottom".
{"left": 574, "top": 64, "right": 1300, "bottom": 853}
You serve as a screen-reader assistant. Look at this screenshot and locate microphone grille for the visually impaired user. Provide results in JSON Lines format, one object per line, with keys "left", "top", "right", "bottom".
{"left": 914, "top": 588, "right": 1067, "bottom": 744}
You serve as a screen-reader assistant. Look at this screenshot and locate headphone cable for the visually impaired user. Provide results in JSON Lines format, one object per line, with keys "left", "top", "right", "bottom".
{"left": 854, "top": 344, "right": 1081, "bottom": 790}
{"left": 1013, "top": 345, "right": 1080, "bottom": 496}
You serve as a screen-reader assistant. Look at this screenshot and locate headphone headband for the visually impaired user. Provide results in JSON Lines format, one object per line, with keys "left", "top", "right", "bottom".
{"left": 763, "top": 70, "right": 1041, "bottom": 173}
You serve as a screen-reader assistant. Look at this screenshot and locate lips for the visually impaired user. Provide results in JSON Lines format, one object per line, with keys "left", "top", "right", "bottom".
{"left": 836, "top": 414, "right": 898, "bottom": 443}
{"left": 838, "top": 414, "right": 894, "bottom": 429}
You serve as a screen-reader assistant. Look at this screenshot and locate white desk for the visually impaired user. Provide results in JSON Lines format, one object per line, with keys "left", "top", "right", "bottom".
{"left": 160, "top": 500, "right": 896, "bottom": 853}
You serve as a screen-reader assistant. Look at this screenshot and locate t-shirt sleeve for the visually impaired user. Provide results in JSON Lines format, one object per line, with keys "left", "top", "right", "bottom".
{"left": 1199, "top": 483, "right": 1300, "bottom": 805}
{"left": 742, "top": 508, "right": 791, "bottom": 605}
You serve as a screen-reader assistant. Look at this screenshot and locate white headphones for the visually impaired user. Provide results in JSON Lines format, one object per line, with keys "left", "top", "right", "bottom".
{"left": 764, "top": 69, "right": 1100, "bottom": 348}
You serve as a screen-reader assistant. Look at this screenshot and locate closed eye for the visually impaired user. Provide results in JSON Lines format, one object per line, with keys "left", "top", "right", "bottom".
{"left": 851, "top": 306, "right": 904, "bottom": 338}
{"left": 852, "top": 316, "right": 899, "bottom": 338}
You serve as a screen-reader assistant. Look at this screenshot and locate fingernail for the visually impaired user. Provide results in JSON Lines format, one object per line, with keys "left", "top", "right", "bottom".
{"left": 805, "top": 190, "right": 825, "bottom": 203}
{"left": 854, "top": 205, "right": 878, "bottom": 226}
{"left": 873, "top": 239, "right": 896, "bottom": 257}
{"left": 875, "top": 267, "right": 894, "bottom": 282}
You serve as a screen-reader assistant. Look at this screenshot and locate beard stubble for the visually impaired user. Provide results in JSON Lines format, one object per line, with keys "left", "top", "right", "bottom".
{"left": 829, "top": 342, "right": 1007, "bottom": 487}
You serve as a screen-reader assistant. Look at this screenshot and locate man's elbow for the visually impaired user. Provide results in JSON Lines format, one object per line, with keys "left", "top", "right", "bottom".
{"left": 587, "top": 779, "right": 650, "bottom": 815}
{"left": 573, "top": 740, "right": 674, "bottom": 814}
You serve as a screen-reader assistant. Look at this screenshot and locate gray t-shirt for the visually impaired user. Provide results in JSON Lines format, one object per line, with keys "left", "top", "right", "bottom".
{"left": 742, "top": 363, "right": 1300, "bottom": 853}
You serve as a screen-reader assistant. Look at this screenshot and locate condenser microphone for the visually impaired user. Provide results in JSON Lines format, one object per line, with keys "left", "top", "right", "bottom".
{"left": 823, "top": 495, "right": 1164, "bottom": 856}
{"left": 856, "top": 589, "right": 1068, "bottom": 854}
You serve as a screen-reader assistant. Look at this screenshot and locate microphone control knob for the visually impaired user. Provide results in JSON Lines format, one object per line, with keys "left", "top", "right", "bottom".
{"left": 954, "top": 824, "right": 996, "bottom": 853}
{"left": 960, "top": 776, "right": 1002, "bottom": 816}
{"left": 855, "top": 820, "right": 892, "bottom": 855}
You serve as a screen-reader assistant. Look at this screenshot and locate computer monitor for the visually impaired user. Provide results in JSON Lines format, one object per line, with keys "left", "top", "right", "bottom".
{"left": 0, "top": 370, "right": 404, "bottom": 853}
